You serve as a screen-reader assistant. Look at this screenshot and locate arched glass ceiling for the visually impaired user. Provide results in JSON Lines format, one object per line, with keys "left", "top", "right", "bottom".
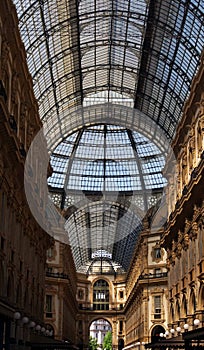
{"left": 64, "top": 200, "right": 143, "bottom": 271}
{"left": 13, "top": 0, "right": 204, "bottom": 140}
{"left": 48, "top": 125, "right": 166, "bottom": 212}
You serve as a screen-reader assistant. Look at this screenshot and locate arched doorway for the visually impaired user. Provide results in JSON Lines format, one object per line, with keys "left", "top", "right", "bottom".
{"left": 89, "top": 319, "right": 112, "bottom": 349}
{"left": 151, "top": 325, "right": 165, "bottom": 343}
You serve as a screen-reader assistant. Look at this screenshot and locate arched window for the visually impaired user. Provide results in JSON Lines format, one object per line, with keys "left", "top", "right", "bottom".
{"left": 189, "top": 290, "right": 196, "bottom": 314}
{"left": 93, "top": 279, "right": 109, "bottom": 310}
{"left": 151, "top": 325, "right": 165, "bottom": 343}
{"left": 7, "top": 273, "right": 14, "bottom": 301}
{"left": 198, "top": 285, "right": 204, "bottom": 310}
{"left": 170, "top": 303, "right": 174, "bottom": 323}
{"left": 175, "top": 299, "right": 181, "bottom": 320}
{"left": 181, "top": 295, "right": 188, "bottom": 318}
{"left": 16, "top": 281, "right": 23, "bottom": 307}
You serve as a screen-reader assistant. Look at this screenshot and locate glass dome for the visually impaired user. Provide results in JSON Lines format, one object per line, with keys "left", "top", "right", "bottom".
{"left": 48, "top": 124, "right": 166, "bottom": 212}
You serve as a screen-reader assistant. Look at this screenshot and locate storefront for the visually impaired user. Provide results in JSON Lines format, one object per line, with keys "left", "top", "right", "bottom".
{"left": 182, "top": 327, "right": 204, "bottom": 349}
{"left": 144, "top": 335, "right": 185, "bottom": 349}
{"left": 145, "top": 330, "right": 204, "bottom": 349}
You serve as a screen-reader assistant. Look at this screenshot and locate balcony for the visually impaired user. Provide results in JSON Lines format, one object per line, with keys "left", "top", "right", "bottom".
{"left": 139, "top": 272, "right": 168, "bottom": 280}
{"left": 46, "top": 271, "right": 69, "bottom": 280}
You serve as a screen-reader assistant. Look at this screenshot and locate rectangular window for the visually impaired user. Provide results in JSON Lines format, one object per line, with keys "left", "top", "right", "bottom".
{"left": 47, "top": 248, "right": 53, "bottom": 258}
{"left": 154, "top": 296, "right": 161, "bottom": 319}
{"left": 119, "top": 291, "right": 124, "bottom": 299}
{"left": 46, "top": 295, "right": 53, "bottom": 318}
{"left": 78, "top": 289, "right": 84, "bottom": 299}
{"left": 155, "top": 248, "right": 161, "bottom": 259}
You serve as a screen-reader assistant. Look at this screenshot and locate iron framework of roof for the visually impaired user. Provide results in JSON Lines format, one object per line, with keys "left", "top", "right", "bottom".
{"left": 13, "top": 0, "right": 204, "bottom": 141}
{"left": 13, "top": 0, "right": 204, "bottom": 272}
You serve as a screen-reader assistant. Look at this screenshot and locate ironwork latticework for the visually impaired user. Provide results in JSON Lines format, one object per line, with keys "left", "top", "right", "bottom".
{"left": 12, "top": 0, "right": 204, "bottom": 273}
{"left": 13, "top": 0, "right": 203, "bottom": 139}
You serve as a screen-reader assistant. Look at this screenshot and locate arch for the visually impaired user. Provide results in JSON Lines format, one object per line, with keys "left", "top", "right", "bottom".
{"left": 181, "top": 294, "right": 188, "bottom": 318}
{"left": 93, "top": 279, "right": 110, "bottom": 310}
{"left": 175, "top": 298, "right": 181, "bottom": 321}
{"left": 89, "top": 318, "right": 112, "bottom": 348}
{"left": 170, "top": 302, "right": 174, "bottom": 323}
{"left": 151, "top": 325, "right": 165, "bottom": 343}
{"left": 189, "top": 289, "right": 197, "bottom": 315}
{"left": 88, "top": 316, "right": 113, "bottom": 330}
{"left": 91, "top": 275, "right": 111, "bottom": 288}
{"left": 198, "top": 284, "right": 204, "bottom": 310}
{"left": 44, "top": 104, "right": 171, "bottom": 154}
{"left": 16, "top": 280, "right": 23, "bottom": 307}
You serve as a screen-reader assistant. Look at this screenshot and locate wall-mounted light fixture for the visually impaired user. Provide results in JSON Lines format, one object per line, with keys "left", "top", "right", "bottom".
{"left": 193, "top": 318, "right": 200, "bottom": 327}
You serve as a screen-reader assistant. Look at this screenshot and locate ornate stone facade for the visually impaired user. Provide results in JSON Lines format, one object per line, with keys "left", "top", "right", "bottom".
{"left": 0, "top": 1, "right": 53, "bottom": 348}
{"left": 124, "top": 221, "right": 168, "bottom": 347}
{"left": 45, "top": 241, "right": 78, "bottom": 343}
{"left": 161, "top": 52, "right": 204, "bottom": 336}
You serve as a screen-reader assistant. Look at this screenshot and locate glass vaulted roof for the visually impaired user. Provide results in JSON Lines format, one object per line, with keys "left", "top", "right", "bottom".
{"left": 12, "top": 0, "right": 204, "bottom": 273}
{"left": 13, "top": 0, "right": 204, "bottom": 141}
